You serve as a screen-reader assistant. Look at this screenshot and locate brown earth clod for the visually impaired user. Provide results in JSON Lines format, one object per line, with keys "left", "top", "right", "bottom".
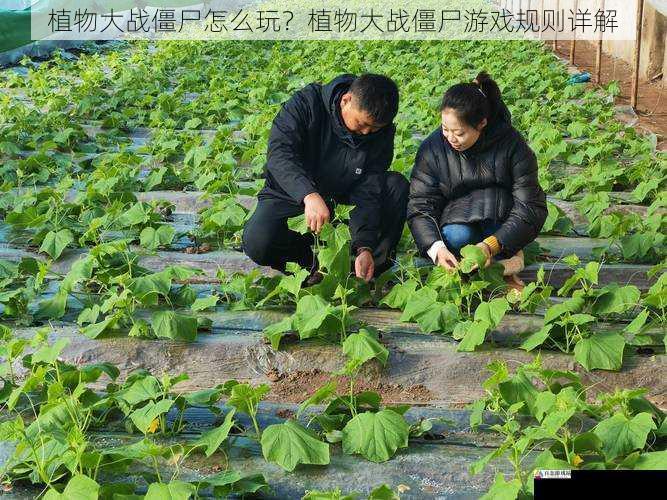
{"left": 267, "top": 369, "right": 434, "bottom": 404}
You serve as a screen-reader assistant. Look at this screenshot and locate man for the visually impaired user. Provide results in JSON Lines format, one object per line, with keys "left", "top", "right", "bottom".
{"left": 242, "top": 73, "right": 408, "bottom": 283}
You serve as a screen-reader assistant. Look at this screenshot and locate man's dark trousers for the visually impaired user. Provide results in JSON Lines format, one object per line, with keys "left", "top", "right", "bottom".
{"left": 242, "top": 172, "right": 409, "bottom": 274}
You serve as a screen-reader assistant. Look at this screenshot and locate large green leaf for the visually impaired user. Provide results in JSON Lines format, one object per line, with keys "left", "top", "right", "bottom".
{"left": 36, "top": 290, "right": 68, "bottom": 319}
{"left": 185, "top": 145, "right": 209, "bottom": 169}
{"left": 140, "top": 225, "right": 175, "bottom": 250}
{"left": 293, "top": 295, "right": 335, "bottom": 338}
{"left": 319, "top": 242, "right": 351, "bottom": 280}
{"left": 129, "top": 270, "right": 172, "bottom": 305}
{"left": 342, "top": 409, "right": 409, "bottom": 462}
{"left": 298, "top": 381, "right": 337, "bottom": 417}
{"left": 78, "top": 362, "right": 120, "bottom": 383}
{"left": 43, "top": 474, "right": 100, "bottom": 500}
{"left": 498, "top": 371, "right": 539, "bottom": 416}
{"left": 531, "top": 449, "right": 572, "bottom": 472}
{"left": 520, "top": 324, "right": 554, "bottom": 351}
{"left": 573, "top": 332, "right": 625, "bottom": 371}
{"left": 416, "top": 301, "right": 459, "bottom": 334}
{"left": 118, "top": 375, "right": 162, "bottom": 405}
{"left": 32, "top": 338, "right": 70, "bottom": 365}
{"left": 81, "top": 314, "right": 118, "bottom": 339}
{"left": 190, "top": 295, "right": 219, "bottom": 311}
{"left": 277, "top": 265, "right": 310, "bottom": 297}
{"left": 101, "top": 437, "right": 170, "bottom": 461}
{"left": 129, "top": 399, "right": 174, "bottom": 433}
{"left": 117, "top": 202, "right": 150, "bottom": 227}
{"left": 193, "top": 409, "right": 236, "bottom": 457}
{"left": 474, "top": 298, "right": 509, "bottom": 327}
{"left": 151, "top": 311, "right": 198, "bottom": 342}
{"left": 195, "top": 471, "right": 268, "bottom": 497}
{"left": 593, "top": 412, "right": 656, "bottom": 461}
{"left": 457, "top": 320, "right": 490, "bottom": 352}
{"left": 368, "top": 484, "right": 400, "bottom": 500}
{"left": 380, "top": 279, "right": 418, "bottom": 309}
{"left": 263, "top": 316, "right": 294, "bottom": 350}
{"left": 144, "top": 481, "right": 196, "bottom": 500}
{"left": 592, "top": 285, "right": 640, "bottom": 316}
{"left": 287, "top": 214, "right": 309, "bottom": 234}
{"left": 399, "top": 286, "right": 438, "bottom": 322}
{"left": 544, "top": 295, "right": 585, "bottom": 324}
{"left": 261, "top": 420, "right": 330, "bottom": 471}
{"left": 459, "top": 244, "right": 487, "bottom": 273}
{"left": 542, "top": 202, "right": 574, "bottom": 235}
{"left": 39, "top": 229, "right": 73, "bottom": 260}
{"left": 634, "top": 451, "right": 667, "bottom": 470}
{"left": 61, "top": 256, "right": 95, "bottom": 291}
{"left": 623, "top": 309, "right": 650, "bottom": 335}
{"left": 480, "top": 473, "right": 521, "bottom": 500}
{"left": 227, "top": 383, "right": 269, "bottom": 416}
{"left": 209, "top": 203, "right": 246, "bottom": 227}
{"left": 342, "top": 328, "right": 388, "bottom": 365}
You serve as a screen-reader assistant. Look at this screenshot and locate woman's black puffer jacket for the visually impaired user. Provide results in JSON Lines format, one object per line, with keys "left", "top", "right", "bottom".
{"left": 407, "top": 103, "right": 547, "bottom": 258}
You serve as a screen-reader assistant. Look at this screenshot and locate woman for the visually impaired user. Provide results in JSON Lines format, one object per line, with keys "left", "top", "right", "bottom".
{"left": 407, "top": 72, "right": 547, "bottom": 290}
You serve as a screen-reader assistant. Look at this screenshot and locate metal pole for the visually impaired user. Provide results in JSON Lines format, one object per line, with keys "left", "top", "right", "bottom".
{"left": 595, "top": 0, "right": 605, "bottom": 84}
{"left": 631, "top": 0, "right": 645, "bottom": 109}
{"left": 552, "top": 0, "right": 559, "bottom": 50}
{"left": 569, "top": 0, "right": 577, "bottom": 64}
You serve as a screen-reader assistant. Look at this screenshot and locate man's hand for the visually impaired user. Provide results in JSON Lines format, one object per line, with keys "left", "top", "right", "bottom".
{"left": 436, "top": 246, "right": 459, "bottom": 271}
{"left": 303, "top": 192, "right": 330, "bottom": 233}
{"left": 355, "top": 249, "right": 374, "bottom": 283}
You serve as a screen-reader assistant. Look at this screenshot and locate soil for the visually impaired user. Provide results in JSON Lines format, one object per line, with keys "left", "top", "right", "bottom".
{"left": 266, "top": 369, "right": 434, "bottom": 404}
{"left": 184, "top": 242, "right": 212, "bottom": 254}
{"left": 551, "top": 40, "right": 666, "bottom": 150}
{"left": 275, "top": 408, "right": 296, "bottom": 419}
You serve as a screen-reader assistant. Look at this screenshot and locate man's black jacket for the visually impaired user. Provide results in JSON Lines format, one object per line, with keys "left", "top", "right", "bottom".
{"left": 407, "top": 102, "right": 547, "bottom": 257}
{"left": 260, "top": 74, "right": 395, "bottom": 252}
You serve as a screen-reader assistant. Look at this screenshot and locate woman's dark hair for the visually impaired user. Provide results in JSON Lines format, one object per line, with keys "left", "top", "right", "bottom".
{"left": 440, "top": 71, "right": 502, "bottom": 128}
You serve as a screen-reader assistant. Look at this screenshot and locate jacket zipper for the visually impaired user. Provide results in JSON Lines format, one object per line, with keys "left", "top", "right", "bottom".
{"left": 415, "top": 209, "right": 445, "bottom": 257}
{"left": 464, "top": 147, "right": 500, "bottom": 226}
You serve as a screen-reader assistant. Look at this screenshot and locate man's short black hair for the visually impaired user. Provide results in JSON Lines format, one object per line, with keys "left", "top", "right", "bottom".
{"left": 349, "top": 74, "right": 399, "bottom": 126}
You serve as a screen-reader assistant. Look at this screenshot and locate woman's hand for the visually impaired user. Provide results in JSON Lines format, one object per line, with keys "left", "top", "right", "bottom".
{"left": 468, "top": 242, "right": 493, "bottom": 272}
{"left": 436, "top": 246, "right": 459, "bottom": 271}
{"left": 477, "top": 241, "right": 492, "bottom": 266}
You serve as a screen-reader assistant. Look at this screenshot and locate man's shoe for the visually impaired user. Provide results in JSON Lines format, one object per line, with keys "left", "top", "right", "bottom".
{"left": 302, "top": 254, "right": 323, "bottom": 288}
{"left": 303, "top": 270, "right": 324, "bottom": 287}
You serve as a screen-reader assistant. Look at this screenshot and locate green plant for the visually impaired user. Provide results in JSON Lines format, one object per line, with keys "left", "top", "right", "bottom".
{"left": 379, "top": 244, "right": 509, "bottom": 349}
{"left": 263, "top": 219, "right": 372, "bottom": 349}
{"left": 470, "top": 357, "right": 666, "bottom": 499}
{"left": 519, "top": 255, "right": 659, "bottom": 371}
{"left": 0, "top": 326, "right": 268, "bottom": 497}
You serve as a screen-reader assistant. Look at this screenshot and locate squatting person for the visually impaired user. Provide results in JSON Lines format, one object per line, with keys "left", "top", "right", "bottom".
{"left": 243, "top": 73, "right": 409, "bottom": 283}
{"left": 407, "top": 71, "right": 548, "bottom": 290}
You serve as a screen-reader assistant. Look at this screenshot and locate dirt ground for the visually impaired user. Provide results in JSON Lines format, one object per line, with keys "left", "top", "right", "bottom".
{"left": 266, "top": 369, "right": 435, "bottom": 404}
{"left": 551, "top": 40, "right": 666, "bottom": 150}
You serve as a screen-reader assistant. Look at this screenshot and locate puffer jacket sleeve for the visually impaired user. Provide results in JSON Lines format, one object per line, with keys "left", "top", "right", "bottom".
{"left": 492, "top": 137, "right": 547, "bottom": 254}
{"left": 347, "top": 125, "right": 395, "bottom": 252}
{"left": 265, "top": 88, "right": 317, "bottom": 203}
{"left": 407, "top": 139, "right": 447, "bottom": 257}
